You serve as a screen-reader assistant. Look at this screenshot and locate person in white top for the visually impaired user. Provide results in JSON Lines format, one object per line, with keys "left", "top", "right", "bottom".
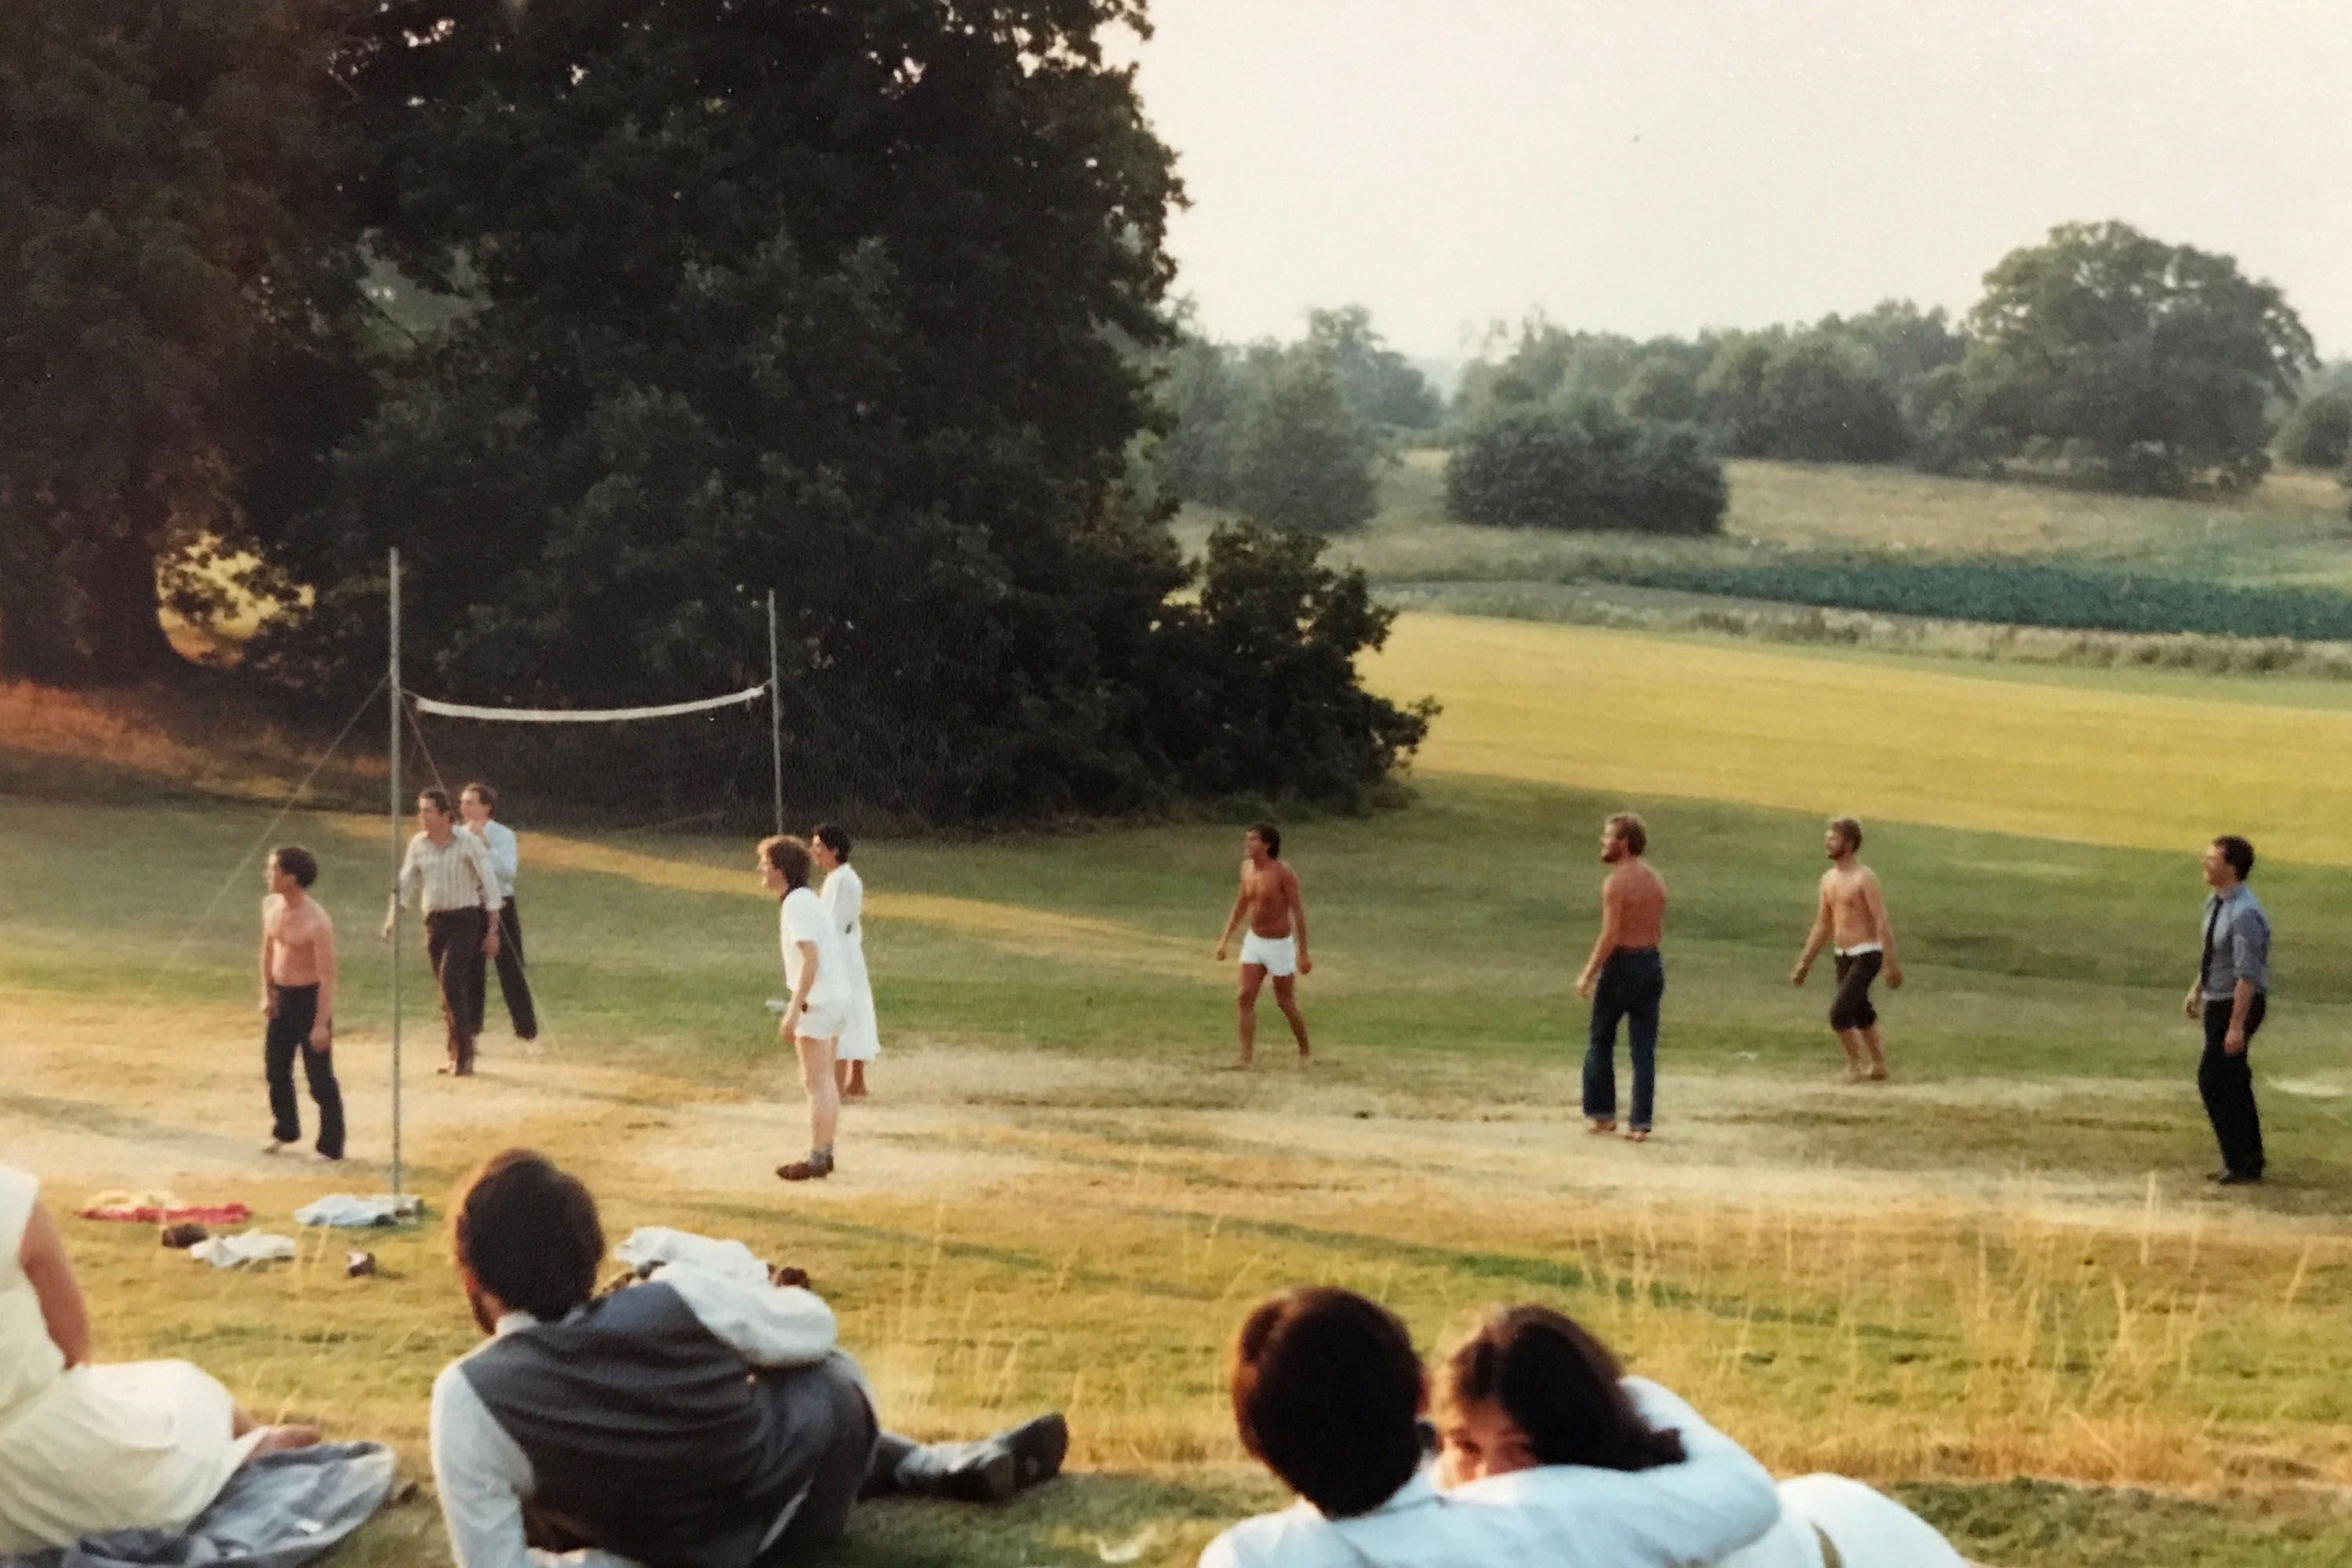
{"left": 1198, "top": 1287, "right": 1782, "bottom": 1568}
{"left": 760, "top": 836, "right": 852, "bottom": 1181}
{"left": 1432, "top": 1305, "right": 1972, "bottom": 1568}
{"left": 0, "top": 1166, "right": 319, "bottom": 1553}
{"left": 460, "top": 782, "right": 540, "bottom": 1047}
{"left": 811, "top": 824, "right": 879, "bottom": 1100}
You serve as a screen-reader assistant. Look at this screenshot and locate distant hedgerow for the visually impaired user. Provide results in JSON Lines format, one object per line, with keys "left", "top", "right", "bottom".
{"left": 1599, "top": 559, "right": 2352, "bottom": 642}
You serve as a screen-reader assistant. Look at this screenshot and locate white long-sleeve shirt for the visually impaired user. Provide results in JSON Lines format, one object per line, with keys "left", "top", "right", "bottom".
{"left": 429, "top": 1265, "right": 840, "bottom": 1568}
{"left": 470, "top": 819, "right": 521, "bottom": 903}
{"left": 1199, "top": 1380, "right": 1780, "bottom": 1568}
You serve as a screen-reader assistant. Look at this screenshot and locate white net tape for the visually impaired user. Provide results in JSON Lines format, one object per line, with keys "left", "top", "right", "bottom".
{"left": 411, "top": 683, "right": 769, "bottom": 724}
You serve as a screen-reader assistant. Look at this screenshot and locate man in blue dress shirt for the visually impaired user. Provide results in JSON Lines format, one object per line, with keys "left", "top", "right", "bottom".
{"left": 2186, "top": 834, "right": 2269, "bottom": 1185}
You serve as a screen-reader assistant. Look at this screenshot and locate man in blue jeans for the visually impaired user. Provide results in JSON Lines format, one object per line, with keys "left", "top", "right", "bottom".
{"left": 2187, "top": 834, "right": 2270, "bottom": 1185}
{"left": 1576, "top": 813, "right": 1667, "bottom": 1142}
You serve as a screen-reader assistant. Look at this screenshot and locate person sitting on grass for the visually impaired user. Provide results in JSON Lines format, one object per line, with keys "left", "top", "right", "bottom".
{"left": 0, "top": 1164, "right": 318, "bottom": 1555}
{"left": 430, "top": 1149, "right": 1067, "bottom": 1568}
{"left": 1432, "top": 1305, "right": 1971, "bottom": 1567}
{"left": 1197, "top": 1286, "right": 1782, "bottom": 1568}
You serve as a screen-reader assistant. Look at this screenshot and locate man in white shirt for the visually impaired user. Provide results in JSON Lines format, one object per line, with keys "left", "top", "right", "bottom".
{"left": 1200, "top": 1287, "right": 1780, "bottom": 1568}
{"left": 430, "top": 1150, "right": 1066, "bottom": 1568}
{"left": 461, "top": 782, "right": 539, "bottom": 1047}
{"left": 382, "top": 788, "right": 502, "bottom": 1076}
{"left": 758, "top": 836, "right": 851, "bottom": 1181}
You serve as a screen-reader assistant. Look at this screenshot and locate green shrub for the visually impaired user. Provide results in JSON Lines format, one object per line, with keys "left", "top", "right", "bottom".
{"left": 1445, "top": 401, "right": 1726, "bottom": 535}
{"left": 2277, "top": 390, "right": 2352, "bottom": 469}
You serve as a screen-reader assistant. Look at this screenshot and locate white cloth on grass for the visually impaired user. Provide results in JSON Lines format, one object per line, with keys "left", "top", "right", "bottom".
{"left": 778, "top": 888, "right": 849, "bottom": 1012}
{"left": 611, "top": 1228, "right": 770, "bottom": 1287}
{"left": 292, "top": 1195, "right": 413, "bottom": 1229}
{"left": 1197, "top": 1379, "right": 1779, "bottom": 1568}
{"left": 819, "top": 866, "right": 880, "bottom": 1063}
{"left": 188, "top": 1234, "right": 297, "bottom": 1270}
{"left": 0, "top": 1167, "right": 264, "bottom": 1555}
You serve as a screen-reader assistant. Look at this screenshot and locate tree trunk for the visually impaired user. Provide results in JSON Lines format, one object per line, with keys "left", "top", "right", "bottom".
{"left": 80, "top": 517, "right": 186, "bottom": 681}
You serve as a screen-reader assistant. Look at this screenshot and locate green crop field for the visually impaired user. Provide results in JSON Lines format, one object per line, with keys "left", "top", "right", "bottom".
{"left": 6, "top": 615, "right": 2352, "bottom": 1566}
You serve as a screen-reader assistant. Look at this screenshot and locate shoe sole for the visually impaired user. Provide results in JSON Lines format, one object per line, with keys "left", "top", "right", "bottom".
{"left": 1006, "top": 1412, "right": 1069, "bottom": 1491}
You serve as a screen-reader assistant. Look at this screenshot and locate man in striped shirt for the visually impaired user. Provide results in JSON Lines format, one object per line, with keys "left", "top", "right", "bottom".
{"left": 383, "top": 788, "right": 502, "bottom": 1076}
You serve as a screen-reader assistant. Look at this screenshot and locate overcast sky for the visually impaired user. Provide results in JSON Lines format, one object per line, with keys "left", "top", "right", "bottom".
{"left": 1116, "top": 1, "right": 2352, "bottom": 364}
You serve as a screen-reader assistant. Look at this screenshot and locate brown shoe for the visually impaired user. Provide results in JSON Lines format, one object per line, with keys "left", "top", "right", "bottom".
{"left": 775, "top": 1153, "right": 835, "bottom": 1182}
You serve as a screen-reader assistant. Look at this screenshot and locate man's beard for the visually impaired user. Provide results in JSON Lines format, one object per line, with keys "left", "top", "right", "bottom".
{"left": 465, "top": 1279, "right": 503, "bottom": 1336}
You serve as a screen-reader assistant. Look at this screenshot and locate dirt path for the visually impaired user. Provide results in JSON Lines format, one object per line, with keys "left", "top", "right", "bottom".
{"left": 6, "top": 993, "right": 2333, "bottom": 1242}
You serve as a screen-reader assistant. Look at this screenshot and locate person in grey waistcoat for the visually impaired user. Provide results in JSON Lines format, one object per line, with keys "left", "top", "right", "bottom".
{"left": 429, "top": 1150, "right": 1066, "bottom": 1568}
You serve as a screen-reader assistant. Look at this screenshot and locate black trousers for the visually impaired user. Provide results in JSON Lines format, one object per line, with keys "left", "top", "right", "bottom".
{"left": 2198, "top": 994, "right": 2266, "bottom": 1178}
{"left": 426, "top": 908, "right": 487, "bottom": 1072}
{"left": 466, "top": 896, "right": 539, "bottom": 1040}
{"left": 264, "top": 983, "right": 344, "bottom": 1159}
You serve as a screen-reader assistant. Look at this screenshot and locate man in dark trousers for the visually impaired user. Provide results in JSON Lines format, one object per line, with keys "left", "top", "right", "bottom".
{"left": 430, "top": 1150, "right": 1065, "bottom": 1568}
{"left": 2187, "top": 834, "right": 2270, "bottom": 1185}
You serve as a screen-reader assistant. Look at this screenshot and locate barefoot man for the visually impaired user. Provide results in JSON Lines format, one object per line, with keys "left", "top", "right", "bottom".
{"left": 1574, "top": 813, "right": 1667, "bottom": 1141}
{"left": 259, "top": 845, "right": 344, "bottom": 1162}
{"left": 1214, "top": 822, "right": 1312, "bottom": 1068}
{"left": 1791, "top": 816, "right": 1904, "bottom": 1081}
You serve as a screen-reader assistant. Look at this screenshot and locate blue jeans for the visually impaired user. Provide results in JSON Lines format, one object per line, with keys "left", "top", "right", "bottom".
{"left": 1584, "top": 949, "right": 1664, "bottom": 1130}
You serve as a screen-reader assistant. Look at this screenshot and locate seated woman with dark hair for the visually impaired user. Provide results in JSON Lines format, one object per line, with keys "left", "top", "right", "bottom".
{"left": 1434, "top": 1305, "right": 1971, "bottom": 1568}
{"left": 1198, "top": 1287, "right": 1784, "bottom": 1568}
{"left": 0, "top": 1166, "right": 318, "bottom": 1554}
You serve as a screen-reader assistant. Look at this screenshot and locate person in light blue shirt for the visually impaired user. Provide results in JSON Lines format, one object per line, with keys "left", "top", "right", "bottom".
{"left": 2186, "top": 834, "right": 2268, "bottom": 1184}
{"left": 462, "top": 782, "right": 539, "bottom": 1047}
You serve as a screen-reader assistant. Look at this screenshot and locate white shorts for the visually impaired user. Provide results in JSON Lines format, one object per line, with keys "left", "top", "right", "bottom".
{"left": 792, "top": 1000, "right": 851, "bottom": 1041}
{"left": 1240, "top": 932, "right": 1297, "bottom": 978}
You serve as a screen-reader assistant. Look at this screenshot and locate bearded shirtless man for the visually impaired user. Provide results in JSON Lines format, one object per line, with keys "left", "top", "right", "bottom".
{"left": 260, "top": 845, "right": 345, "bottom": 1160}
{"left": 1214, "top": 822, "right": 1311, "bottom": 1069}
{"left": 1791, "top": 816, "right": 1904, "bottom": 1082}
{"left": 1575, "top": 813, "right": 1668, "bottom": 1140}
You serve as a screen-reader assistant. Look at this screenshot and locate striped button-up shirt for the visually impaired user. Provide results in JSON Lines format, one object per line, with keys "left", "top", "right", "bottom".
{"left": 397, "top": 829, "right": 499, "bottom": 916}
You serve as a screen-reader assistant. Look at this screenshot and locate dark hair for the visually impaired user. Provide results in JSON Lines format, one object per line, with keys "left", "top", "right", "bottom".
{"left": 2213, "top": 834, "right": 2255, "bottom": 880}
{"left": 1229, "top": 1288, "right": 1424, "bottom": 1517}
{"left": 812, "top": 822, "right": 852, "bottom": 862}
{"left": 452, "top": 1149, "right": 604, "bottom": 1322}
{"left": 419, "top": 787, "right": 456, "bottom": 818}
{"left": 1249, "top": 821, "right": 1283, "bottom": 859}
{"left": 759, "top": 834, "right": 813, "bottom": 891}
{"left": 462, "top": 781, "right": 499, "bottom": 812}
{"left": 271, "top": 845, "right": 318, "bottom": 889}
{"left": 1828, "top": 815, "right": 1863, "bottom": 851}
{"left": 1437, "top": 1305, "right": 1685, "bottom": 1472}
{"left": 1606, "top": 813, "right": 1647, "bottom": 857}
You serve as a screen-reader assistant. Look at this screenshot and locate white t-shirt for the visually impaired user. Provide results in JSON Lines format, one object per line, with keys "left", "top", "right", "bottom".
{"left": 779, "top": 887, "right": 850, "bottom": 1009}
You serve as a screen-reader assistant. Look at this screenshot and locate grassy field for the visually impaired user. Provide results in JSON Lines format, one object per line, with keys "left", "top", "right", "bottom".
{"left": 1175, "top": 452, "right": 2352, "bottom": 670}
{"left": 7, "top": 616, "right": 2352, "bottom": 1566}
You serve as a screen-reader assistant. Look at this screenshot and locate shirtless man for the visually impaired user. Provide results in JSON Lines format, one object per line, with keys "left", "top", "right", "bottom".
{"left": 260, "top": 845, "right": 345, "bottom": 1161}
{"left": 1574, "top": 813, "right": 1668, "bottom": 1141}
{"left": 1214, "top": 822, "right": 1311, "bottom": 1068}
{"left": 1791, "top": 816, "right": 1904, "bottom": 1082}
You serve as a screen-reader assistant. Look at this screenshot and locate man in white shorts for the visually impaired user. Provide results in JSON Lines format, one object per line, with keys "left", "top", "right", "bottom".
{"left": 1214, "top": 822, "right": 1312, "bottom": 1069}
{"left": 759, "top": 836, "right": 851, "bottom": 1181}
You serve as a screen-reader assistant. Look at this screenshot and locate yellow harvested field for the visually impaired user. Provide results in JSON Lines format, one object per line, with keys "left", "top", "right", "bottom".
{"left": 1367, "top": 613, "right": 2352, "bottom": 865}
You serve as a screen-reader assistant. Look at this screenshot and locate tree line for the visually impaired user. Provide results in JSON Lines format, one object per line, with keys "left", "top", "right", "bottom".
{"left": 1162, "top": 221, "right": 2340, "bottom": 541}
{"left": 0, "top": 0, "right": 1431, "bottom": 822}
